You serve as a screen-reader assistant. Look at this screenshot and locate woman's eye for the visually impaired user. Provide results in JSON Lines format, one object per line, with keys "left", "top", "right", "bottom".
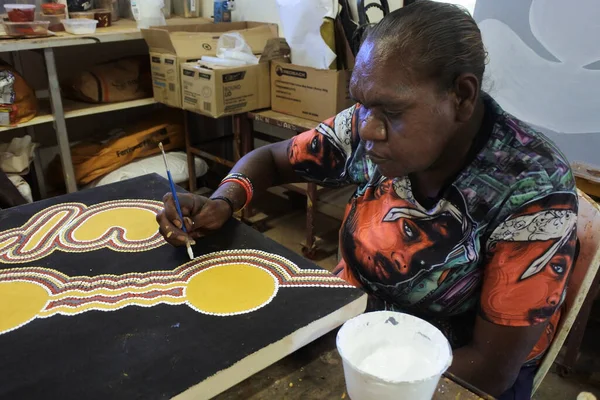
{"left": 310, "top": 136, "right": 320, "bottom": 152}
{"left": 384, "top": 110, "right": 403, "bottom": 119}
{"left": 550, "top": 263, "right": 565, "bottom": 275}
{"left": 403, "top": 221, "right": 414, "bottom": 238}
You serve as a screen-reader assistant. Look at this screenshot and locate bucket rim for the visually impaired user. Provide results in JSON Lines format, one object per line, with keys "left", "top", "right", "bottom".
{"left": 336, "top": 311, "right": 453, "bottom": 384}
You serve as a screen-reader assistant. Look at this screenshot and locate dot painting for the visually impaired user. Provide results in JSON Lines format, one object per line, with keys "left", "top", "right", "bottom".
{"left": 0, "top": 249, "right": 355, "bottom": 335}
{"left": 0, "top": 200, "right": 166, "bottom": 264}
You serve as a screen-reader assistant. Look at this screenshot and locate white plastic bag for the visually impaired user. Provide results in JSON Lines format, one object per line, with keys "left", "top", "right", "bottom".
{"left": 0, "top": 135, "right": 36, "bottom": 175}
{"left": 131, "top": 0, "right": 166, "bottom": 29}
{"left": 276, "top": 0, "right": 337, "bottom": 69}
{"left": 215, "top": 32, "right": 259, "bottom": 65}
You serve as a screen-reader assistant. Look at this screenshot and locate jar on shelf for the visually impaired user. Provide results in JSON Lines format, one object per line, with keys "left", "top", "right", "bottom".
{"left": 95, "top": 0, "right": 119, "bottom": 21}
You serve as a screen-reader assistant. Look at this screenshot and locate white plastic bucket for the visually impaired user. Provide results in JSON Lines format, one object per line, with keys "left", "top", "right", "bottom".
{"left": 337, "top": 311, "right": 452, "bottom": 400}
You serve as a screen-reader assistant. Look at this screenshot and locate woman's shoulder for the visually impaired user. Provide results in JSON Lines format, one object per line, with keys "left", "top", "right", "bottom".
{"left": 482, "top": 95, "right": 575, "bottom": 194}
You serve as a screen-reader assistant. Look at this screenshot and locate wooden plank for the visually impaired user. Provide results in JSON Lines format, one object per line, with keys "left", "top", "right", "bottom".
{"left": 0, "top": 98, "right": 156, "bottom": 133}
{"left": 0, "top": 17, "right": 207, "bottom": 52}
{"left": 249, "top": 110, "right": 319, "bottom": 133}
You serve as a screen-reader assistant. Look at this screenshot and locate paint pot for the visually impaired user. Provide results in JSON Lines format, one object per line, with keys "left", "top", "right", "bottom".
{"left": 336, "top": 311, "right": 452, "bottom": 400}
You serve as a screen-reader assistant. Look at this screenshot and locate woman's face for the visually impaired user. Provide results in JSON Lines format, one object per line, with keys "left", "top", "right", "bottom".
{"left": 349, "top": 39, "right": 460, "bottom": 178}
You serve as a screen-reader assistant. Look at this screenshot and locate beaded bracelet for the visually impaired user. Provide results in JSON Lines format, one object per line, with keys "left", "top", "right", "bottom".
{"left": 219, "top": 172, "right": 254, "bottom": 209}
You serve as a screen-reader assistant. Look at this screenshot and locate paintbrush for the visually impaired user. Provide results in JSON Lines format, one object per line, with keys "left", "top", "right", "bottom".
{"left": 158, "top": 142, "right": 194, "bottom": 261}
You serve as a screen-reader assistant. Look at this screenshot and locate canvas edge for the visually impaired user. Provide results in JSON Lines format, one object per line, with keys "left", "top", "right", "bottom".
{"left": 173, "top": 293, "right": 368, "bottom": 400}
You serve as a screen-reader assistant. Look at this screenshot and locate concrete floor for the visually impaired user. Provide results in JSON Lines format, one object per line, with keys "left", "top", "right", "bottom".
{"left": 259, "top": 208, "right": 600, "bottom": 400}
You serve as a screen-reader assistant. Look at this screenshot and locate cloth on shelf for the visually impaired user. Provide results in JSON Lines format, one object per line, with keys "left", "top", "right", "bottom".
{"left": 0, "top": 61, "right": 37, "bottom": 126}
{"left": 86, "top": 151, "right": 208, "bottom": 188}
{"left": 48, "top": 110, "right": 185, "bottom": 187}
{"left": 0, "top": 135, "right": 36, "bottom": 175}
{"left": 62, "top": 56, "right": 152, "bottom": 104}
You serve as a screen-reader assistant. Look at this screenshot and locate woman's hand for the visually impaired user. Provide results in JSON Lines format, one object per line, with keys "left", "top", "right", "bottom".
{"left": 156, "top": 193, "right": 232, "bottom": 247}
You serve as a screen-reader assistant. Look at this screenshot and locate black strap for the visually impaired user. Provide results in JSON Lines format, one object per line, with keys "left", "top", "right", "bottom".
{"left": 210, "top": 196, "right": 235, "bottom": 217}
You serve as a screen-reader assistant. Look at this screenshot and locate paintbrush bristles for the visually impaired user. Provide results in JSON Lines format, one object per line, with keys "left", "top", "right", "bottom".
{"left": 187, "top": 243, "right": 195, "bottom": 260}
{"left": 158, "top": 142, "right": 171, "bottom": 171}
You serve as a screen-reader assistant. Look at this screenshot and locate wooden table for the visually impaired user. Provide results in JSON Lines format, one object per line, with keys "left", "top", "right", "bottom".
{"left": 217, "top": 330, "right": 489, "bottom": 400}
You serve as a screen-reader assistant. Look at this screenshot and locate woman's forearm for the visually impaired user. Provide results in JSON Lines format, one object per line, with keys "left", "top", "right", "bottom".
{"left": 211, "top": 140, "right": 300, "bottom": 212}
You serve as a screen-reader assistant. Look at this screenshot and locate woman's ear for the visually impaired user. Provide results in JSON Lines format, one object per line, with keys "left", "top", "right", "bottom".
{"left": 453, "top": 73, "right": 480, "bottom": 123}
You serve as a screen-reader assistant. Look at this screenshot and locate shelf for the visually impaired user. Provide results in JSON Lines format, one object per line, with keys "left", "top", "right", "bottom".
{"left": 0, "top": 97, "right": 156, "bottom": 133}
{"left": 0, "top": 17, "right": 210, "bottom": 52}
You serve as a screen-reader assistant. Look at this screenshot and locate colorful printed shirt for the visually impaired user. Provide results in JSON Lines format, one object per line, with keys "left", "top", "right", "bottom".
{"left": 287, "top": 95, "right": 578, "bottom": 364}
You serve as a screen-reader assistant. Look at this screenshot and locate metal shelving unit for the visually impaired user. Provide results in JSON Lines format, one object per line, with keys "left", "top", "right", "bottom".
{"left": 0, "top": 18, "right": 197, "bottom": 193}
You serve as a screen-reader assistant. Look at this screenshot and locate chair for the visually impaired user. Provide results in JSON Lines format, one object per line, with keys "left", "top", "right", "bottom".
{"left": 533, "top": 190, "right": 600, "bottom": 393}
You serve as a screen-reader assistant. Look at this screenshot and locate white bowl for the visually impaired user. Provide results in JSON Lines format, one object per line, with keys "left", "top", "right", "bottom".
{"left": 61, "top": 18, "right": 98, "bottom": 35}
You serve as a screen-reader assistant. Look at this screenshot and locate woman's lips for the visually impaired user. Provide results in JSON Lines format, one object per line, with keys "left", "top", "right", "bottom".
{"left": 367, "top": 152, "right": 387, "bottom": 164}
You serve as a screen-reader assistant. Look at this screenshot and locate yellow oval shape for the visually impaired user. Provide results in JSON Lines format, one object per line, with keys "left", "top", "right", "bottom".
{"left": 0, "top": 281, "right": 49, "bottom": 334}
{"left": 186, "top": 263, "right": 277, "bottom": 316}
{"left": 72, "top": 208, "right": 159, "bottom": 242}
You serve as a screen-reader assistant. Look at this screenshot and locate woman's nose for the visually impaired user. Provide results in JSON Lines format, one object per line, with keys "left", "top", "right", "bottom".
{"left": 547, "top": 293, "right": 561, "bottom": 307}
{"left": 359, "top": 111, "right": 387, "bottom": 142}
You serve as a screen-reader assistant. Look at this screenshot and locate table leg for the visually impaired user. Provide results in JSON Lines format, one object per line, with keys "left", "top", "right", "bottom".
{"left": 44, "top": 48, "right": 77, "bottom": 193}
{"left": 184, "top": 111, "right": 197, "bottom": 192}
{"left": 302, "top": 182, "right": 318, "bottom": 258}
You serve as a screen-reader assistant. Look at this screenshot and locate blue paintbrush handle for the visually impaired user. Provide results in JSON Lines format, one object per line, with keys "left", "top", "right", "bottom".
{"left": 167, "top": 171, "right": 187, "bottom": 233}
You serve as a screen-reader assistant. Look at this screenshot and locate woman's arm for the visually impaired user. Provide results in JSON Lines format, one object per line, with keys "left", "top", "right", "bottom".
{"left": 449, "top": 190, "right": 578, "bottom": 396}
{"left": 211, "top": 141, "right": 299, "bottom": 213}
{"left": 158, "top": 106, "right": 360, "bottom": 246}
{"left": 449, "top": 317, "right": 546, "bottom": 397}
{"left": 157, "top": 140, "right": 299, "bottom": 246}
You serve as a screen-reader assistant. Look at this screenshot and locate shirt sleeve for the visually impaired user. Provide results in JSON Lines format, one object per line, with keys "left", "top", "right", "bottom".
{"left": 287, "top": 104, "right": 364, "bottom": 186}
{"left": 480, "top": 190, "right": 578, "bottom": 327}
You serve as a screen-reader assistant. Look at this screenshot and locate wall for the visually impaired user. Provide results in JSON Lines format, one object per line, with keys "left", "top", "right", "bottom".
{"left": 475, "top": 0, "right": 600, "bottom": 168}
{"left": 200, "top": 0, "right": 403, "bottom": 28}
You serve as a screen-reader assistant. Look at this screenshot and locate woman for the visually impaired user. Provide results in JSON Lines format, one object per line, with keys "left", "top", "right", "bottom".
{"left": 157, "top": 2, "right": 578, "bottom": 398}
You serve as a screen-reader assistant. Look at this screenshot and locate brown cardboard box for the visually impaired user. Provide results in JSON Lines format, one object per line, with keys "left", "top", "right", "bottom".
{"left": 180, "top": 38, "right": 290, "bottom": 119}
{"left": 180, "top": 62, "right": 270, "bottom": 118}
{"left": 142, "top": 21, "right": 278, "bottom": 108}
{"left": 270, "top": 60, "right": 353, "bottom": 122}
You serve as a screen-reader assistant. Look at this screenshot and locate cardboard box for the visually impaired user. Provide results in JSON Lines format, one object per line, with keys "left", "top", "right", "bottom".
{"left": 142, "top": 21, "right": 278, "bottom": 108}
{"left": 180, "top": 62, "right": 270, "bottom": 118}
{"left": 271, "top": 60, "right": 353, "bottom": 122}
{"left": 181, "top": 38, "right": 290, "bottom": 119}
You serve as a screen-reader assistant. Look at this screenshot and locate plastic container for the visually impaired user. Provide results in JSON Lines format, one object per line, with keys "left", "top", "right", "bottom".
{"left": 4, "top": 4, "right": 36, "bottom": 22}
{"left": 3, "top": 20, "right": 50, "bottom": 36}
{"left": 130, "top": 0, "right": 165, "bottom": 29}
{"left": 337, "top": 311, "right": 453, "bottom": 400}
{"left": 62, "top": 18, "right": 98, "bottom": 34}
{"left": 41, "top": 3, "right": 66, "bottom": 15}
{"left": 96, "top": 0, "right": 119, "bottom": 21}
{"left": 93, "top": 8, "right": 111, "bottom": 27}
{"left": 69, "top": 11, "right": 95, "bottom": 19}
{"left": 40, "top": 13, "right": 66, "bottom": 31}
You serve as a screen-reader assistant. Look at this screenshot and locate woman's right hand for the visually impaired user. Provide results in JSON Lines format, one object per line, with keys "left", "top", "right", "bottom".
{"left": 156, "top": 193, "right": 233, "bottom": 247}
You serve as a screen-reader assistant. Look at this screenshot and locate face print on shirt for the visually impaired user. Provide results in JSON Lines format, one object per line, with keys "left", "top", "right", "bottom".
{"left": 481, "top": 192, "right": 578, "bottom": 326}
{"left": 287, "top": 127, "right": 347, "bottom": 183}
{"left": 341, "top": 181, "right": 475, "bottom": 291}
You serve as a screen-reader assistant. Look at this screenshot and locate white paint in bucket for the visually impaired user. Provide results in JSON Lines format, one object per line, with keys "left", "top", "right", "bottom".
{"left": 337, "top": 311, "right": 452, "bottom": 400}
